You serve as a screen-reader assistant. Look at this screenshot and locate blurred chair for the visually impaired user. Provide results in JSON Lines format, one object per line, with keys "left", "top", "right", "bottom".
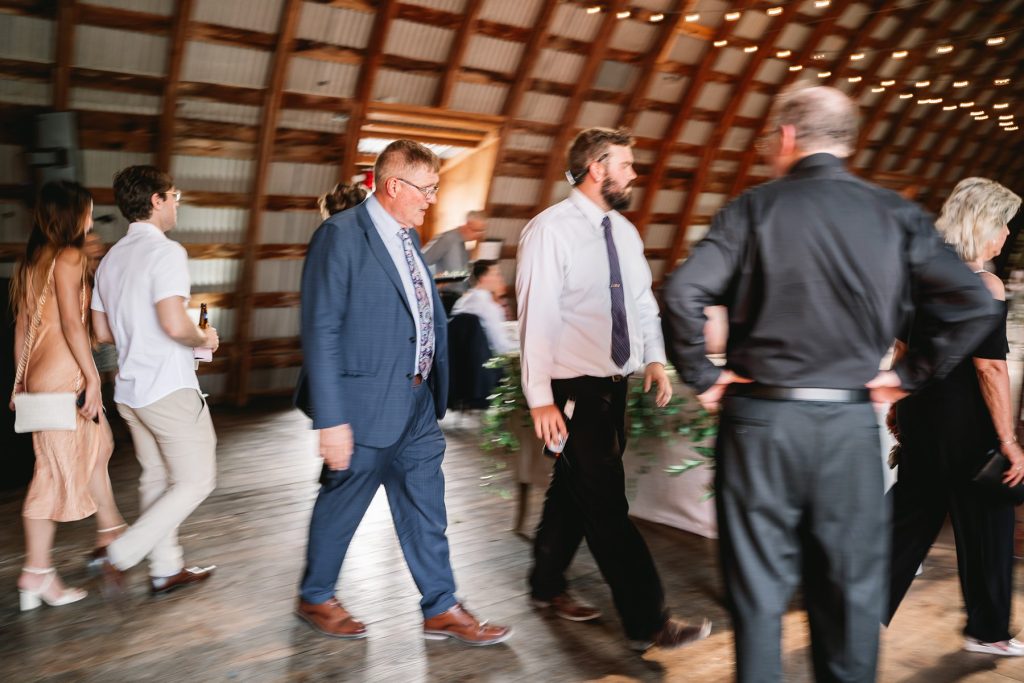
{"left": 447, "top": 313, "right": 502, "bottom": 411}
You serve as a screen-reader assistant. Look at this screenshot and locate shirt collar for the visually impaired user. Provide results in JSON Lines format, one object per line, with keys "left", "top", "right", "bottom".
{"left": 365, "top": 193, "right": 405, "bottom": 242}
{"left": 788, "top": 152, "right": 847, "bottom": 176}
{"left": 568, "top": 188, "right": 612, "bottom": 232}
{"left": 127, "top": 222, "right": 167, "bottom": 238}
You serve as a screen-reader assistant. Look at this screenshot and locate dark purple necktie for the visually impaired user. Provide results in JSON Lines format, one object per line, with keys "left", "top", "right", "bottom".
{"left": 603, "top": 216, "right": 630, "bottom": 367}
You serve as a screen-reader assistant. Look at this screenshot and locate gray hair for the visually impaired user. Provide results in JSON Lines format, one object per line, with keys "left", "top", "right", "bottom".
{"left": 769, "top": 85, "right": 858, "bottom": 157}
{"left": 936, "top": 177, "right": 1021, "bottom": 262}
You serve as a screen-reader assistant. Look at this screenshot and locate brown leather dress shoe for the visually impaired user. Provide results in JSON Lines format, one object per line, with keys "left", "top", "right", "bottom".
{"left": 629, "top": 617, "right": 712, "bottom": 652}
{"left": 296, "top": 598, "right": 368, "bottom": 639}
{"left": 86, "top": 547, "right": 126, "bottom": 599}
{"left": 531, "top": 592, "right": 602, "bottom": 621}
{"left": 423, "top": 603, "right": 512, "bottom": 646}
{"left": 150, "top": 566, "right": 216, "bottom": 595}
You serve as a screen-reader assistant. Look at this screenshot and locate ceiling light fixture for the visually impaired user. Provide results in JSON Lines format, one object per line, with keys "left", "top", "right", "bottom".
{"left": 767, "top": 7, "right": 783, "bottom": 16}
{"left": 953, "top": 80, "right": 969, "bottom": 88}
{"left": 881, "top": 80, "right": 895, "bottom": 87}
{"left": 892, "top": 50, "right": 908, "bottom": 59}
{"left": 1006, "top": 126, "right": 1019, "bottom": 131}
{"left": 776, "top": 49, "right": 791, "bottom": 58}
{"left": 899, "top": 93, "right": 913, "bottom": 99}
{"left": 789, "top": 65, "right": 803, "bottom": 72}
{"left": 999, "top": 114, "right": 1014, "bottom": 120}
{"left": 725, "top": 11, "right": 741, "bottom": 21}
{"left": 848, "top": 76, "right": 862, "bottom": 83}
{"left": 586, "top": 5, "right": 601, "bottom": 14}
{"left": 915, "top": 80, "right": 930, "bottom": 87}
{"left": 817, "top": 71, "right": 831, "bottom": 78}
{"left": 993, "top": 103, "right": 1009, "bottom": 109}
{"left": 960, "top": 102, "right": 975, "bottom": 108}
{"left": 995, "top": 78, "right": 1011, "bottom": 86}
{"left": 872, "top": 87, "right": 885, "bottom": 93}
{"left": 616, "top": 10, "right": 630, "bottom": 19}
{"left": 942, "top": 105, "right": 957, "bottom": 111}
{"left": 714, "top": 39, "right": 728, "bottom": 47}
{"left": 936, "top": 45, "right": 954, "bottom": 54}
{"left": 649, "top": 12, "right": 664, "bottom": 22}
{"left": 744, "top": 45, "right": 758, "bottom": 53}
{"left": 987, "top": 36, "right": 1006, "bottom": 46}
{"left": 814, "top": 0, "right": 831, "bottom": 7}
{"left": 685, "top": 13, "right": 700, "bottom": 22}
{"left": 976, "top": 115, "right": 989, "bottom": 120}
{"left": 851, "top": 53, "right": 865, "bottom": 61}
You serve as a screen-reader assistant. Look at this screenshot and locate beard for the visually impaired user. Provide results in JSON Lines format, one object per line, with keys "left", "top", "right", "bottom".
{"left": 601, "top": 177, "right": 632, "bottom": 212}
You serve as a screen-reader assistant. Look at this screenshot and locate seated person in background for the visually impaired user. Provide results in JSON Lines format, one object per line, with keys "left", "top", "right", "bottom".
{"left": 451, "top": 260, "right": 515, "bottom": 356}
{"left": 318, "top": 182, "right": 367, "bottom": 220}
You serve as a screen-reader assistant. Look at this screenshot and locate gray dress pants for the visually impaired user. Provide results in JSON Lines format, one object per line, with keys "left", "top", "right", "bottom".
{"left": 715, "top": 395, "right": 888, "bottom": 683}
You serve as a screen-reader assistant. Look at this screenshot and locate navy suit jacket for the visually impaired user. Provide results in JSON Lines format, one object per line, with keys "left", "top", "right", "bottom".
{"left": 294, "top": 201, "right": 449, "bottom": 448}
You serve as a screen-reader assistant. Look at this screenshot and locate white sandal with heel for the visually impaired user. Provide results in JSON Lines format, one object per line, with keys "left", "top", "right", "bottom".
{"left": 18, "top": 567, "right": 88, "bottom": 611}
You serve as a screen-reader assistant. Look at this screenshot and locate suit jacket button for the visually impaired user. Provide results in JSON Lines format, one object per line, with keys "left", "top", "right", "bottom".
{"left": 406, "top": 373, "right": 413, "bottom": 379}
{"left": 409, "top": 336, "right": 415, "bottom": 343}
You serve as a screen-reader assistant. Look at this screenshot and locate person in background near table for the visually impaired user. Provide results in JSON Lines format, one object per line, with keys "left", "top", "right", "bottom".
{"left": 662, "top": 85, "right": 998, "bottom": 683}
{"left": 451, "top": 260, "right": 515, "bottom": 356}
{"left": 423, "top": 210, "right": 487, "bottom": 313}
{"left": 516, "top": 126, "right": 711, "bottom": 651}
{"left": 886, "top": 178, "right": 1024, "bottom": 656}
{"left": 89, "top": 165, "right": 220, "bottom": 597}
{"left": 294, "top": 139, "right": 510, "bottom": 645}
{"left": 9, "top": 180, "right": 126, "bottom": 610}
{"left": 319, "top": 182, "right": 367, "bottom": 220}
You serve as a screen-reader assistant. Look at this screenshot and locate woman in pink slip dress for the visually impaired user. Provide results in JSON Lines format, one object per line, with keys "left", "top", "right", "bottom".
{"left": 9, "top": 181, "right": 125, "bottom": 610}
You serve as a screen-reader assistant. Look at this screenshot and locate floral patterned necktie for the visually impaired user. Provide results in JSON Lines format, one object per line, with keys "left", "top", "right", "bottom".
{"left": 398, "top": 228, "right": 434, "bottom": 378}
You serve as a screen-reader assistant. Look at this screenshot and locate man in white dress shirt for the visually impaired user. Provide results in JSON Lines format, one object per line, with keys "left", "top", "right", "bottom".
{"left": 516, "top": 128, "right": 711, "bottom": 651}
{"left": 451, "top": 260, "right": 514, "bottom": 355}
{"left": 89, "top": 165, "right": 219, "bottom": 596}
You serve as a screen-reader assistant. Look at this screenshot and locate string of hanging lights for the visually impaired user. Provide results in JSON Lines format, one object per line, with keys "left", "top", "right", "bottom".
{"left": 573, "top": 1, "right": 1019, "bottom": 132}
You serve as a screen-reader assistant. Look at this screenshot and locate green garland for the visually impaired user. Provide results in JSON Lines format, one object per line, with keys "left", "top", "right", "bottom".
{"left": 480, "top": 353, "right": 718, "bottom": 477}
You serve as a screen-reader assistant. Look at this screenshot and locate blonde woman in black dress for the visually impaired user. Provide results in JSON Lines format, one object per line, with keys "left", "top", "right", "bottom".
{"left": 886, "top": 177, "right": 1024, "bottom": 654}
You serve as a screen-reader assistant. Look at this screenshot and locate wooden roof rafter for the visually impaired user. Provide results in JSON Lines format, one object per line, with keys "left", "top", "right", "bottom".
{"left": 433, "top": 0, "right": 481, "bottom": 109}
{"left": 338, "top": 0, "right": 397, "bottom": 183}
{"left": 484, "top": 0, "right": 560, "bottom": 215}
{"left": 531, "top": 0, "right": 627, "bottom": 214}
{"left": 617, "top": 0, "right": 691, "bottom": 131}
{"left": 232, "top": 0, "right": 303, "bottom": 406}
{"left": 851, "top": 1, "right": 981, "bottom": 170}
{"left": 156, "top": 0, "right": 193, "bottom": 171}
{"left": 52, "top": 0, "right": 75, "bottom": 110}
{"left": 667, "top": 0, "right": 804, "bottom": 267}
{"left": 632, "top": 0, "right": 755, "bottom": 242}
{"left": 887, "top": 30, "right": 1024, "bottom": 182}
{"left": 860, "top": 2, "right": 999, "bottom": 178}
{"left": 728, "top": 0, "right": 858, "bottom": 197}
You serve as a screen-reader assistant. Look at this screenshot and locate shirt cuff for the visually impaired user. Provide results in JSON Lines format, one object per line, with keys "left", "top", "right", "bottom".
{"left": 643, "top": 344, "right": 668, "bottom": 367}
{"left": 523, "top": 382, "right": 554, "bottom": 408}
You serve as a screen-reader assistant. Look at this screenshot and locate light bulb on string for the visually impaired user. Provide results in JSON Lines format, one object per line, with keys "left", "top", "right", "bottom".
{"left": 586, "top": 5, "right": 601, "bottom": 14}
{"left": 881, "top": 80, "right": 895, "bottom": 87}
{"left": 767, "top": 7, "right": 783, "bottom": 16}
{"left": 725, "top": 11, "right": 741, "bottom": 21}
{"left": 995, "top": 78, "right": 1011, "bottom": 86}
{"left": 776, "top": 50, "right": 791, "bottom": 58}
{"left": 684, "top": 13, "right": 700, "bottom": 22}
{"left": 936, "top": 45, "right": 954, "bottom": 54}
{"left": 817, "top": 71, "right": 831, "bottom": 78}
{"left": 953, "top": 81, "right": 969, "bottom": 88}
{"left": 649, "top": 13, "right": 664, "bottom": 22}
{"left": 987, "top": 37, "right": 1006, "bottom": 46}
{"left": 892, "top": 50, "right": 908, "bottom": 59}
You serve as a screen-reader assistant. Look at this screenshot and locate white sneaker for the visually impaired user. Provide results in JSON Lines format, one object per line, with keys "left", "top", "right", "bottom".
{"left": 963, "top": 637, "right": 1024, "bottom": 656}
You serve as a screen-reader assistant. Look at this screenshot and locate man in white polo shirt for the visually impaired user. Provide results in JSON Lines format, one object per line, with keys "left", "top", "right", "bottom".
{"left": 89, "top": 165, "right": 219, "bottom": 596}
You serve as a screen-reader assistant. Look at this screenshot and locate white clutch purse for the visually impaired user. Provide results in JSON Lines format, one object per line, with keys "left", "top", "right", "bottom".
{"left": 13, "top": 392, "right": 78, "bottom": 433}
{"left": 10, "top": 257, "right": 80, "bottom": 434}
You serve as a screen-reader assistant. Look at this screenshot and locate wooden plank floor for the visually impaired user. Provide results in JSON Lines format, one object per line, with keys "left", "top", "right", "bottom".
{"left": 2, "top": 403, "right": 1024, "bottom": 682}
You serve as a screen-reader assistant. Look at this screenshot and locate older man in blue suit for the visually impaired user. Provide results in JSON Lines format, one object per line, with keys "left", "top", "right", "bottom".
{"left": 294, "top": 140, "right": 510, "bottom": 646}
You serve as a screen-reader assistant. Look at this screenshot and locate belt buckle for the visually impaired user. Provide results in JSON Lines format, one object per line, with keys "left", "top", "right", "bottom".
{"left": 611, "top": 375, "right": 624, "bottom": 382}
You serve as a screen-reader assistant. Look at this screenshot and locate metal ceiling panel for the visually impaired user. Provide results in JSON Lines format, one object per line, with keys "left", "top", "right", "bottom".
{"left": 75, "top": 25, "right": 167, "bottom": 76}
{"left": 181, "top": 42, "right": 271, "bottom": 89}
{"left": 0, "top": 14, "right": 52, "bottom": 62}
{"left": 193, "top": 0, "right": 286, "bottom": 34}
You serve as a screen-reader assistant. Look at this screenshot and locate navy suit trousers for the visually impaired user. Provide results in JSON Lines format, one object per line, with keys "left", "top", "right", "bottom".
{"left": 300, "top": 384, "right": 457, "bottom": 617}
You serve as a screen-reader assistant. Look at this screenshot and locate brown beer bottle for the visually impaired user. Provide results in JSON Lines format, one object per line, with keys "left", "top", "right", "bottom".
{"left": 199, "top": 303, "right": 209, "bottom": 329}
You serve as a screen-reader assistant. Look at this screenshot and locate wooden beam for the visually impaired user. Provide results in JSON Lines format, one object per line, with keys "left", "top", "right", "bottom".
{"left": 851, "top": 2, "right": 975, "bottom": 170}
{"left": 618, "top": 0, "right": 690, "bottom": 131}
{"left": 234, "top": 0, "right": 303, "bottom": 405}
{"left": 728, "top": 0, "right": 857, "bottom": 196}
{"left": 860, "top": 2, "right": 989, "bottom": 177}
{"left": 76, "top": 2, "right": 169, "bottom": 33}
{"left": 338, "top": 0, "right": 397, "bottom": 183}
{"left": 484, "top": 0, "right": 559, "bottom": 216}
{"left": 52, "top": 0, "right": 76, "bottom": 110}
{"left": 156, "top": 0, "right": 193, "bottom": 171}
{"left": 531, "top": 1, "right": 626, "bottom": 213}
{"left": 890, "top": 31, "right": 1024, "bottom": 181}
{"left": 434, "top": 0, "right": 481, "bottom": 109}
{"left": 667, "top": 0, "right": 803, "bottom": 267}
{"left": 632, "top": 1, "right": 752, "bottom": 243}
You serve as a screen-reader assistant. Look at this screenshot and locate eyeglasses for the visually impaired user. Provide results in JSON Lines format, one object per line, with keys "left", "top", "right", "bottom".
{"left": 396, "top": 178, "right": 440, "bottom": 199}
{"left": 165, "top": 190, "right": 182, "bottom": 203}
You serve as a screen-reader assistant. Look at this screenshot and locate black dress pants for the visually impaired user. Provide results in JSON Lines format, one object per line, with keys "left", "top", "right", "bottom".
{"left": 529, "top": 375, "right": 668, "bottom": 641}
{"left": 716, "top": 396, "right": 887, "bottom": 683}
{"left": 886, "top": 444, "right": 1015, "bottom": 643}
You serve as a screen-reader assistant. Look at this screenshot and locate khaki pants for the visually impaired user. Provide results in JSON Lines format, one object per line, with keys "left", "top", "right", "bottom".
{"left": 108, "top": 388, "right": 217, "bottom": 577}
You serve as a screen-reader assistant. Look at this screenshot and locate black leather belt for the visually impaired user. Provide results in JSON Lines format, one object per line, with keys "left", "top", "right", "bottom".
{"left": 727, "top": 384, "right": 870, "bottom": 403}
